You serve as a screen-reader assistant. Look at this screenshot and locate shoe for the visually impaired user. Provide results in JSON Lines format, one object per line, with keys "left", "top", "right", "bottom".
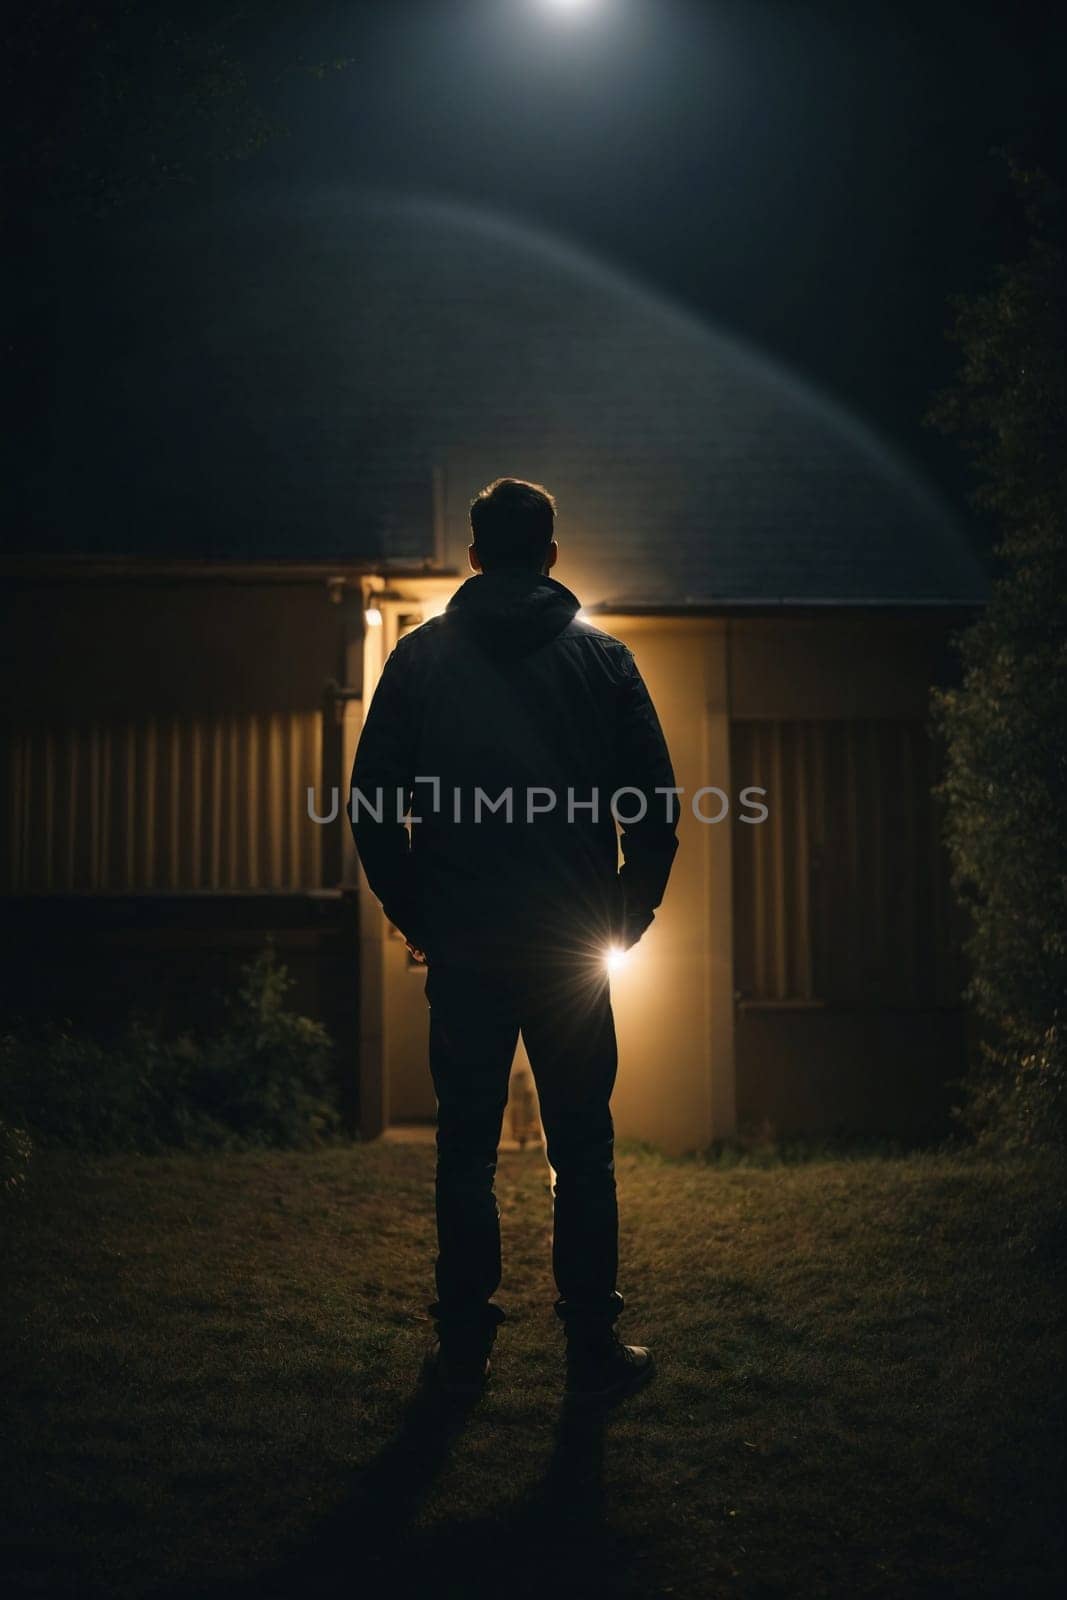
{"left": 423, "top": 1301, "right": 505, "bottom": 1395}
{"left": 565, "top": 1329, "right": 656, "bottom": 1403}
{"left": 422, "top": 1340, "right": 492, "bottom": 1397}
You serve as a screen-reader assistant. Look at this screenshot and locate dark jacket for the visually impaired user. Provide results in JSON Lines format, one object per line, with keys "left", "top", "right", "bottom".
{"left": 348, "top": 569, "right": 679, "bottom": 967}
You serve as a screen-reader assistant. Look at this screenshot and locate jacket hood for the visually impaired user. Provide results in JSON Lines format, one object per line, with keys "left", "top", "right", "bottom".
{"left": 445, "top": 571, "right": 581, "bottom": 660}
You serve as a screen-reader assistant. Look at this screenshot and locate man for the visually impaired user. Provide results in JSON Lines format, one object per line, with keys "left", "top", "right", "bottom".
{"left": 349, "top": 478, "right": 678, "bottom": 1402}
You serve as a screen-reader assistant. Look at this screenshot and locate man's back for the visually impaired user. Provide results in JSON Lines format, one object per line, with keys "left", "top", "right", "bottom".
{"left": 349, "top": 477, "right": 676, "bottom": 1401}
{"left": 350, "top": 568, "right": 678, "bottom": 966}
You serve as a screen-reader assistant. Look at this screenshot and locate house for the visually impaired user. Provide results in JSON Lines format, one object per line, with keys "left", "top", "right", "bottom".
{"left": 2, "top": 190, "right": 987, "bottom": 1151}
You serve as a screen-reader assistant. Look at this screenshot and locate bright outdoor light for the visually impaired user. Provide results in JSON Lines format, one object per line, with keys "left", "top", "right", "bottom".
{"left": 364, "top": 606, "right": 383, "bottom": 627}
{"left": 604, "top": 944, "right": 630, "bottom": 974}
{"left": 540, "top": 0, "right": 600, "bottom": 18}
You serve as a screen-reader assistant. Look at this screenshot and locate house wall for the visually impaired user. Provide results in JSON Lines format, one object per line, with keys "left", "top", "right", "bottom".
{"left": 354, "top": 580, "right": 456, "bottom": 1135}
{"left": 362, "top": 588, "right": 967, "bottom": 1154}
{"left": 1, "top": 565, "right": 368, "bottom": 1120}
{"left": 591, "top": 616, "right": 732, "bottom": 1154}
{"left": 727, "top": 615, "right": 966, "bottom": 1141}
{"left": 1, "top": 571, "right": 357, "bottom": 893}
{"left": 2, "top": 568, "right": 969, "bottom": 1151}
{"left": 359, "top": 594, "right": 736, "bottom": 1153}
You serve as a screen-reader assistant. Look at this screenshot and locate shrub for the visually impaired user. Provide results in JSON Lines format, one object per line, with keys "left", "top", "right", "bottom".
{"left": 0, "top": 945, "right": 341, "bottom": 1153}
{"left": 185, "top": 945, "right": 339, "bottom": 1148}
{"left": 927, "top": 161, "right": 1067, "bottom": 1149}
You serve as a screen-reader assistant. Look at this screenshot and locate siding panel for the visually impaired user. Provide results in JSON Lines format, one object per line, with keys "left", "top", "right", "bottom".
{"left": 2, "top": 711, "right": 326, "bottom": 892}
{"left": 732, "top": 719, "right": 963, "bottom": 1007}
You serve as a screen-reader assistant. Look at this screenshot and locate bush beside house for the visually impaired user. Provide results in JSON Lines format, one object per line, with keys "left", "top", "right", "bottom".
{"left": 0, "top": 945, "right": 341, "bottom": 1154}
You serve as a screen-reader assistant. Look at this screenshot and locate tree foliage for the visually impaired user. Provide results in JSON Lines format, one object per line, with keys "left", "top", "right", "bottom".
{"left": 928, "top": 160, "right": 1067, "bottom": 1146}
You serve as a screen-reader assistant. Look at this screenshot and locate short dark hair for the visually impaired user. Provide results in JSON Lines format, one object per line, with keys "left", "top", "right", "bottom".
{"left": 469, "top": 477, "right": 556, "bottom": 572}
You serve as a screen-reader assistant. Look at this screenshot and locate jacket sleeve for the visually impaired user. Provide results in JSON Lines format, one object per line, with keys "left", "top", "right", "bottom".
{"left": 347, "top": 642, "right": 424, "bottom": 946}
{"left": 614, "top": 649, "right": 680, "bottom": 942}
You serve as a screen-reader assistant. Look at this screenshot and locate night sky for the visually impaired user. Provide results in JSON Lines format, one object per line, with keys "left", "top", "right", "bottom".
{"left": 9, "top": 0, "right": 1067, "bottom": 552}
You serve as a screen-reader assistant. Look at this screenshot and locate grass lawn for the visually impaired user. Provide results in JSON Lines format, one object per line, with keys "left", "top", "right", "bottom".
{"left": 2, "top": 1141, "right": 1064, "bottom": 1599}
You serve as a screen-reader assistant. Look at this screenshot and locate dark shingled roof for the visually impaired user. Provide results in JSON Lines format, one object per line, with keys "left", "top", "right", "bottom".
{"left": 25, "top": 188, "right": 987, "bottom": 609}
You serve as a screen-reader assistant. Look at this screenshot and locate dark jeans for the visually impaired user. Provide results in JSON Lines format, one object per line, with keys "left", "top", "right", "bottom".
{"left": 424, "top": 958, "right": 623, "bottom": 1336}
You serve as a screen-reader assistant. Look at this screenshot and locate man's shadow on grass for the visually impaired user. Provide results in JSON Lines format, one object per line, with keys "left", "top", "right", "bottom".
{"left": 209, "top": 1373, "right": 622, "bottom": 1600}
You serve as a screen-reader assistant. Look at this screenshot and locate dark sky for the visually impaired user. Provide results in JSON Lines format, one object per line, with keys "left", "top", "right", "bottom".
{"left": 11, "top": 0, "right": 1067, "bottom": 545}
{"left": 232, "top": 0, "right": 1066, "bottom": 513}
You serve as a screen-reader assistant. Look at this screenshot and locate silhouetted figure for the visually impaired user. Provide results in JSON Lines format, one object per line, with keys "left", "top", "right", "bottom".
{"left": 349, "top": 478, "right": 678, "bottom": 1401}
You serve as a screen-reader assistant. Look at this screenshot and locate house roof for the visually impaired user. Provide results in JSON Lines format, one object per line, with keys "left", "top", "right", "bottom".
{"left": 21, "top": 188, "right": 987, "bottom": 609}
